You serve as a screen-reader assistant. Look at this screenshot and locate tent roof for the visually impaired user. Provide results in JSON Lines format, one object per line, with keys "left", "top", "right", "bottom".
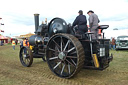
{"left": 0, "top": 36, "right": 8, "bottom": 39}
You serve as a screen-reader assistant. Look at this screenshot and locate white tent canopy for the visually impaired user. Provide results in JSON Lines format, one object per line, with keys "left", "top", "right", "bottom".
{"left": 104, "top": 29, "right": 128, "bottom": 39}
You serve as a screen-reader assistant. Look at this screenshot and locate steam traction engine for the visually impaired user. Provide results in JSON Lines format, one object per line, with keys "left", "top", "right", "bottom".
{"left": 19, "top": 14, "right": 113, "bottom": 78}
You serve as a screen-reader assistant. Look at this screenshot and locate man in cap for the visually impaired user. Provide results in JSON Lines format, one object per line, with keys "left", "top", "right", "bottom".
{"left": 72, "top": 10, "right": 88, "bottom": 34}
{"left": 87, "top": 10, "right": 100, "bottom": 39}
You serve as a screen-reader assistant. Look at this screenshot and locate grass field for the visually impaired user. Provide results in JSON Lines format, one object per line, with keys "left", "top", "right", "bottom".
{"left": 0, "top": 45, "right": 128, "bottom": 85}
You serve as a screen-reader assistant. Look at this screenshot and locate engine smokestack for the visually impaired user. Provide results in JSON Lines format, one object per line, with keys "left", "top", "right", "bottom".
{"left": 34, "top": 14, "right": 39, "bottom": 34}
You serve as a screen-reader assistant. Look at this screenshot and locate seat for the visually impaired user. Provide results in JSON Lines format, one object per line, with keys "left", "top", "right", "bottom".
{"left": 98, "top": 25, "right": 109, "bottom": 30}
{"left": 97, "top": 25, "right": 109, "bottom": 39}
{"left": 85, "top": 32, "right": 94, "bottom": 35}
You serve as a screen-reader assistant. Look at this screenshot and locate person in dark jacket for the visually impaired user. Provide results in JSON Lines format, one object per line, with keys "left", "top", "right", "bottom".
{"left": 72, "top": 10, "right": 88, "bottom": 34}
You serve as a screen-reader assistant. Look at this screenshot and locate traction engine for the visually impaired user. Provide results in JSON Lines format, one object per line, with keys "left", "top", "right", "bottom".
{"left": 19, "top": 14, "right": 113, "bottom": 78}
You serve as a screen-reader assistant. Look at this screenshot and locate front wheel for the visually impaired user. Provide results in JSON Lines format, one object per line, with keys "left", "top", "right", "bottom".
{"left": 46, "top": 33, "right": 85, "bottom": 78}
{"left": 19, "top": 46, "right": 33, "bottom": 67}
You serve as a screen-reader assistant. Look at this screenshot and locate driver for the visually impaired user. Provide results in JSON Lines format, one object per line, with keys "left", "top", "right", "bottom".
{"left": 72, "top": 10, "right": 88, "bottom": 34}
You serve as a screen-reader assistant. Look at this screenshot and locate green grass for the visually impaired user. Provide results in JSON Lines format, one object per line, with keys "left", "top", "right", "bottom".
{"left": 110, "top": 50, "right": 128, "bottom": 71}
{"left": 0, "top": 45, "right": 128, "bottom": 85}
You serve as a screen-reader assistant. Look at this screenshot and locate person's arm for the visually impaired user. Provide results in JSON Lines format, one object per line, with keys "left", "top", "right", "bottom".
{"left": 89, "top": 15, "right": 93, "bottom": 28}
{"left": 72, "top": 16, "right": 79, "bottom": 26}
{"left": 98, "top": 18, "right": 100, "bottom": 23}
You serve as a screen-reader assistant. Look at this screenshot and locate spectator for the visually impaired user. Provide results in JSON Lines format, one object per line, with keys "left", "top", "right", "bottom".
{"left": 20, "top": 40, "right": 23, "bottom": 48}
{"left": 111, "top": 37, "right": 116, "bottom": 50}
{"left": 15, "top": 39, "right": 18, "bottom": 45}
{"left": 0, "top": 40, "right": 1, "bottom": 46}
{"left": 12, "top": 40, "right": 16, "bottom": 50}
{"left": 1, "top": 40, "right": 4, "bottom": 46}
{"left": 23, "top": 38, "right": 29, "bottom": 54}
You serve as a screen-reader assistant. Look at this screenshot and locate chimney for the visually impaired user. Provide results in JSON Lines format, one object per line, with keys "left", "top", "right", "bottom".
{"left": 34, "top": 14, "right": 39, "bottom": 34}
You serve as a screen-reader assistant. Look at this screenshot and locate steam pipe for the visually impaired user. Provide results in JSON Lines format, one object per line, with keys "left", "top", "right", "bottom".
{"left": 34, "top": 14, "right": 39, "bottom": 34}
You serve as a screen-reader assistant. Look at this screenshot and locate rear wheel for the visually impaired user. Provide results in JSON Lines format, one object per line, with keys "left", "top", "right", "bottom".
{"left": 46, "top": 33, "right": 85, "bottom": 78}
{"left": 19, "top": 46, "right": 33, "bottom": 67}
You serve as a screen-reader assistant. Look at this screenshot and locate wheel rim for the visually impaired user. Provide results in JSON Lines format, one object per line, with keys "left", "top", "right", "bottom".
{"left": 46, "top": 34, "right": 85, "bottom": 78}
{"left": 19, "top": 47, "right": 33, "bottom": 67}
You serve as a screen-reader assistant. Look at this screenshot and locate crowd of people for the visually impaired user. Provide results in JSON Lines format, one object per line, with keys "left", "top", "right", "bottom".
{"left": 12, "top": 38, "right": 29, "bottom": 50}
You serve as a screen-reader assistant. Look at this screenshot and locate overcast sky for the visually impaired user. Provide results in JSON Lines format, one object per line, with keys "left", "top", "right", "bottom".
{"left": 0, "top": 0, "right": 128, "bottom": 38}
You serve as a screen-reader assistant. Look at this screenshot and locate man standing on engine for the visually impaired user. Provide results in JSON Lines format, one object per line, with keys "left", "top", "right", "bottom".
{"left": 87, "top": 10, "right": 100, "bottom": 39}
{"left": 73, "top": 10, "right": 88, "bottom": 34}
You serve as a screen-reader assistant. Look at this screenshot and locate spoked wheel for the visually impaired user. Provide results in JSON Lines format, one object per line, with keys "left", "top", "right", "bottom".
{"left": 46, "top": 33, "right": 85, "bottom": 78}
{"left": 19, "top": 46, "right": 33, "bottom": 67}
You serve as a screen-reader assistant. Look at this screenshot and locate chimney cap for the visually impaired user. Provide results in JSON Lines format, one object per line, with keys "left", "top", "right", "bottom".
{"left": 34, "top": 14, "right": 40, "bottom": 16}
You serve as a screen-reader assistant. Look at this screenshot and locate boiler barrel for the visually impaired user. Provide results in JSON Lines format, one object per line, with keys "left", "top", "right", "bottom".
{"left": 29, "top": 35, "right": 43, "bottom": 46}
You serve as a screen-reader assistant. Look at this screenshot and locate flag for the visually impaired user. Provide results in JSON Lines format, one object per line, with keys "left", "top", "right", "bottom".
{"left": 1, "top": 30, "right": 4, "bottom": 32}
{"left": 1, "top": 23, "right": 4, "bottom": 25}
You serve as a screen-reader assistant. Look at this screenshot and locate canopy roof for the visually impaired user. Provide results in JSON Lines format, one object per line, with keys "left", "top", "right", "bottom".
{"left": 0, "top": 36, "right": 8, "bottom": 39}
